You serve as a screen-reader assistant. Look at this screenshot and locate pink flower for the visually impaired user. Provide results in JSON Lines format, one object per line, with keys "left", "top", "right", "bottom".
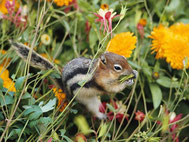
{"left": 2, "top": 0, "right": 27, "bottom": 29}
{"left": 135, "top": 110, "right": 145, "bottom": 122}
{"left": 94, "top": 8, "right": 120, "bottom": 37}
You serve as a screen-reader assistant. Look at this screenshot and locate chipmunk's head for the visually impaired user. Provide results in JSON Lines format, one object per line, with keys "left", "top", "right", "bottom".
{"left": 95, "top": 52, "right": 138, "bottom": 93}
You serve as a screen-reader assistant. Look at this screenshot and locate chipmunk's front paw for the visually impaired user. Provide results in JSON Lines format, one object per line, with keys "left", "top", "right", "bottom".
{"left": 96, "top": 112, "right": 107, "bottom": 120}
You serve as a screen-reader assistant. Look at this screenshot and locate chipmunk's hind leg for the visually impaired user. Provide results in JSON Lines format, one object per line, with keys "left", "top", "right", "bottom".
{"left": 77, "top": 95, "right": 106, "bottom": 119}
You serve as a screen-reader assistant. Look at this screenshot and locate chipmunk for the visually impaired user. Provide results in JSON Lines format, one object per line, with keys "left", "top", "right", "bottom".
{"left": 10, "top": 41, "right": 138, "bottom": 119}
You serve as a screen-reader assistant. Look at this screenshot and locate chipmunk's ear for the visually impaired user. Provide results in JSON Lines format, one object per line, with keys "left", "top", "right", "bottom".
{"left": 100, "top": 54, "right": 106, "bottom": 65}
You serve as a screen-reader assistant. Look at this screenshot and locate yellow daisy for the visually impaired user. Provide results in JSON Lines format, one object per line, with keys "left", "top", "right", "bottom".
{"left": 106, "top": 32, "right": 137, "bottom": 58}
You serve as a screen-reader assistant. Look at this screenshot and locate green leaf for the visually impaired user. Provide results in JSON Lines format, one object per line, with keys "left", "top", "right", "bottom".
{"left": 0, "top": 111, "right": 4, "bottom": 120}
{"left": 0, "top": 78, "right": 3, "bottom": 89}
{"left": 149, "top": 83, "right": 162, "bottom": 109}
{"left": 156, "top": 76, "right": 179, "bottom": 88}
{"left": 8, "top": 129, "right": 22, "bottom": 139}
{"left": 74, "top": 115, "right": 91, "bottom": 135}
{"left": 142, "top": 60, "right": 152, "bottom": 82}
{"left": 61, "top": 20, "right": 70, "bottom": 32}
{"left": 39, "top": 98, "right": 56, "bottom": 113}
{"left": 165, "top": 0, "right": 180, "bottom": 12}
{"left": 22, "top": 92, "right": 31, "bottom": 99}
{"left": 0, "top": 94, "right": 14, "bottom": 107}
{"left": 15, "top": 76, "right": 26, "bottom": 90}
{"left": 106, "top": 103, "right": 116, "bottom": 112}
{"left": 127, "top": 60, "right": 141, "bottom": 70}
{"left": 98, "top": 123, "right": 108, "bottom": 138}
{"left": 89, "top": 28, "right": 98, "bottom": 51}
{"left": 77, "top": 0, "right": 93, "bottom": 12}
{"left": 23, "top": 105, "right": 43, "bottom": 120}
{"left": 52, "top": 130, "right": 60, "bottom": 141}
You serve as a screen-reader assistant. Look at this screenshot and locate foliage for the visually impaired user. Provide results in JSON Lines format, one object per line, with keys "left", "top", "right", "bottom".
{"left": 0, "top": 0, "right": 189, "bottom": 141}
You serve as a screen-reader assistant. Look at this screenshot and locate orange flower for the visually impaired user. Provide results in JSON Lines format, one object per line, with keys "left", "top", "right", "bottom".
{"left": 48, "top": 0, "right": 73, "bottom": 6}
{"left": 100, "top": 4, "right": 109, "bottom": 10}
{"left": 53, "top": 88, "right": 67, "bottom": 111}
{"left": 149, "top": 25, "right": 171, "bottom": 59}
{"left": 106, "top": 32, "right": 137, "bottom": 58}
{"left": 138, "top": 18, "right": 147, "bottom": 27}
{"left": 0, "top": 50, "right": 11, "bottom": 67}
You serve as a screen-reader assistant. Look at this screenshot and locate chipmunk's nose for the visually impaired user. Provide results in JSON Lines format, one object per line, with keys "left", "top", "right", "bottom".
{"left": 132, "top": 70, "right": 138, "bottom": 79}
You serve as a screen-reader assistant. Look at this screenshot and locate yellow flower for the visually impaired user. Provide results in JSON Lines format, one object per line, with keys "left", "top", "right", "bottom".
{"left": 100, "top": 4, "right": 109, "bottom": 10}
{"left": 53, "top": 88, "right": 67, "bottom": 112}
{"left": 106, "top": 32, "right": 137, "bottom": 58}
{"left": 0, "top": 0, "right": 20, "bottom": 14}
{"left": 149, "top": 23, "right": 189, "bottom": 69}
{"left": 0, "top": 65, "right": 16, "bottom": 92}
{"left": 48, "top": 0, "right": 73, "bottom": 6}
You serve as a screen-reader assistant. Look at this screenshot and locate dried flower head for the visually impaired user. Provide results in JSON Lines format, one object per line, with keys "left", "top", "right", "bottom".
{"left": 41, "top": 34, "right": 51, "bottom": 45}
{"left": 106, "top": 32, "right": 137, "bottom": 58}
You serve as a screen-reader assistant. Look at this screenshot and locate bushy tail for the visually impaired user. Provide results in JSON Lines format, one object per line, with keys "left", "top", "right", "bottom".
{"left": 10, "top": 40, "right": 65, "bottom": 91}
{"left": 10, "top": 40, "right": 54, "bottom": 70}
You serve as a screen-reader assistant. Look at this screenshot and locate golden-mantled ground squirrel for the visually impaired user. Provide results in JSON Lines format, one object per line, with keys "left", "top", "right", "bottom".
{"left": 10, "top": 41, "right": 137, "bottom": 119}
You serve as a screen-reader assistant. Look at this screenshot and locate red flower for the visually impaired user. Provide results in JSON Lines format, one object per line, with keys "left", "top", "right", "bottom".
{"left": 157, "top": 110, "right": 182, "bottom": 142}
{"left": 99, "top": 100, "right": 128, "bottom": 123}
{"left": 169, "top": 113, "right": 182, "bottom": 142}
{"left": 135, "top": 110, "right": 145, "bottom": 122}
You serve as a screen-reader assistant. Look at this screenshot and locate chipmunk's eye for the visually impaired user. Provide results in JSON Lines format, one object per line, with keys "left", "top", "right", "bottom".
{"left": 114, "top": 64, "right": 122, "bottom": 72}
